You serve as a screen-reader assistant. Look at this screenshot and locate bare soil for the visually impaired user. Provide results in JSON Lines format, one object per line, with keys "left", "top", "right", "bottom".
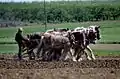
{"left": 0, "top": 54, "right": 120, "bottom": 79}
{"left": 0, "top": 68, "right": 120, "bottom": 79}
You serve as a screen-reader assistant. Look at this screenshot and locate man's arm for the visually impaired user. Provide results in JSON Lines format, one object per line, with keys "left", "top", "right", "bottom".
{"left": 21, "top": 34, "right": 29, "bottom": 42}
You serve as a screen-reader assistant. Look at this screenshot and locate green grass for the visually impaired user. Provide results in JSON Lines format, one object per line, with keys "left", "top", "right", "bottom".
{"left": 93, "top": 50, "right": 120, "bottom": 56}
{"left": 0, "top": 20, "right": 120, "bottom": 43}
{"left": 0, "top": 44, "right": 17, "bottom": 54}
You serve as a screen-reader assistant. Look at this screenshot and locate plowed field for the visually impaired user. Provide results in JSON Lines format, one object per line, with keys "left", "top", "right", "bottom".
{"left": 0, "top": 54, "right": 120, "bottom": 79}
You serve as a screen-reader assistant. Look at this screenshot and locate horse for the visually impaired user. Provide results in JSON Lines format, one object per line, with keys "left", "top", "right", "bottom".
{"left": 84, "top": 25, "right": 101, "bottom": 60}
{"left": 36, "top": 32, "right": 73, "bottom": 61}
{"left": 69, "top": 27, "right": 87, "bottom": 61}
{"left": 70, "top": 25, "right": 101, "bottom": 61}
{"left": 20, "top": 33, "right": 43, "bottom": 60}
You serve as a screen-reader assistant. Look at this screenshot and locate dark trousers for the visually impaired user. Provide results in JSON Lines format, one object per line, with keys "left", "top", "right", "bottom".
{"left": 18, "top": 43, "right": 22, "bottom": 60}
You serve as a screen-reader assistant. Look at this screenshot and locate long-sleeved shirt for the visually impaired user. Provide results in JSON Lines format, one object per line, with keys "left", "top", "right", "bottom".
{"left": 15, "top": 32, "right": 28, "bottom": 43}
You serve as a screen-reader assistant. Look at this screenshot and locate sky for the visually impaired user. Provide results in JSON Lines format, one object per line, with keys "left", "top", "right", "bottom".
{"left": 0, "top": 0, "right": 89, "bottom": 2}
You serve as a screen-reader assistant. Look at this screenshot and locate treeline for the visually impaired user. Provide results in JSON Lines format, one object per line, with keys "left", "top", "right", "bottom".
{"left": 0, "top": 2, "right": 120, "bottom": 24}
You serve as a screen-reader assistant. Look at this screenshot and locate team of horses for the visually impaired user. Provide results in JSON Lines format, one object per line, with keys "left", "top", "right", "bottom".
{"left": 20, "top": 25, "right": 101, "bottom": 62}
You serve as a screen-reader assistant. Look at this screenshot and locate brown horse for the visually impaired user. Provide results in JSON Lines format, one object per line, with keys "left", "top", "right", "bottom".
{"left": 20, "top": 33, "right": 43, "bottom": 60}
{"left": 36, "top": 33, "right": 72, "bottom": 61}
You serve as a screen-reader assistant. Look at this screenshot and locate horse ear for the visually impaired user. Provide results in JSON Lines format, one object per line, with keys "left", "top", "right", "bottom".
{"left": 54, "top": 28, "right": 56, "bottom": 31}
{"left": 98, "top": 25, "right": 100, "bottom": 28}
{"left": 67, "top": 28, "right": 69, "bottom": 30}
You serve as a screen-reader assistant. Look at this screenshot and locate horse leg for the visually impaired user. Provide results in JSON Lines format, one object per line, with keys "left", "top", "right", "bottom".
{"left": 57, "top": 49, "right": 62, "bottom": 61}
{"left": 72, "top": 47, "right": 78, "bottom": 62}
{"left": 28, "top": 50, "right": 32, "bottom": 60}
{"left": 53, "top": 49, "right": 61, "bottom": 61}
{"left": 36, "top": 41, "right": 43, "bottom": 58}
{"left": 86, "top": 46, "right": 96, "bottom": 60}
{"left": 72, "top": 47, "right": 80, "bottom": 62}
{"left": 41, "top": 49, "right": 47, "bottom": 61}
{"left": 84, "top": 49, "right": 92, "bottom": 60}
{"left": 60, "top": 47, "right": 68, "bottom": 61}
{"left": 76, "top": 48, "right": 84, "bottom": 62}
{"left": 28, "top": 49, "right": 35, "bottom": 60}
{"left": 47, "top": 49, "right": 54, "bottom": 61}
{"left": 66, "top": 48, "right": 73, "bottom": 61}
{"left": 64, "top": 45, "right": 72, "bottom": 61}
{"left": 31, "top": 50, "right": 35, "bottom": 60}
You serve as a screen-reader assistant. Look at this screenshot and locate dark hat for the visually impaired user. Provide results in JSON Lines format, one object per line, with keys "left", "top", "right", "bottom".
{"left": 18, "top": 27, "right": 23, "bottom": 32}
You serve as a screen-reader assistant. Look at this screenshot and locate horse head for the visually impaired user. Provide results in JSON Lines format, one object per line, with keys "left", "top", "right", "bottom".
{"left": 87, "top": 25, "right": 101, "bottom": 44}
{"left": 89, "top": 25, "right": 100, "bottom": 39}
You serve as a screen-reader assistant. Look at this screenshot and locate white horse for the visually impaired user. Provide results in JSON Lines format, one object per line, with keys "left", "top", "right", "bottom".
{"left": 84, "top": 25, "right": 101, "bottom": 60}
{"left": 71, "top": 25, "right": 101, "bottom": 61}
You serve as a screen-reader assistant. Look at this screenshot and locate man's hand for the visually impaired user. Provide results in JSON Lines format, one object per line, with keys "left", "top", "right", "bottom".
{"left": 27, "top": 38, "right": 30, "bottom": 41}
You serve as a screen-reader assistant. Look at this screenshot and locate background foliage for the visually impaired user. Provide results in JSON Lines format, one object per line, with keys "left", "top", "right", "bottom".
{"left": 0, "top": 1, "right": 120, "bottom": 24}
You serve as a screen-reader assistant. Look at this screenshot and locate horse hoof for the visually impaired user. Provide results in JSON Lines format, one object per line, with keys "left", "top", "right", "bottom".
{"left": 29, "top": 57, "right": 35, "bottom": 60}
{"left": 78, "top": 58, "right": 83, "bottom": 62}
{"left": 92, "top": 57, "right": 96, "bottom": 60}
{"left": 87, "top": 57, "right": 92, "bottom": 60}
{"left": 72, "top": 57, "right": 77, "bottom": 62}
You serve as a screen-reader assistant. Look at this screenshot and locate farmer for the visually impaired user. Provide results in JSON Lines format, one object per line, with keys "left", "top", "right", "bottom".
{"left": 15, "top": 27, "right": 29, "bottom": 60}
